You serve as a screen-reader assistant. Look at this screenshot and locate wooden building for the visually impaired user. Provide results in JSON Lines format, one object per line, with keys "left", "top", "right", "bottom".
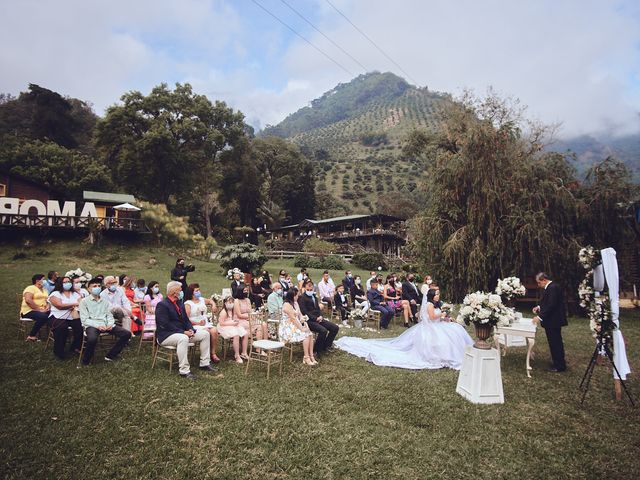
{"left": 0, "top": 170, "right": 52, "bottom": 203}
{"left": 269, "top": 214, "right": 406, "bottom": 257}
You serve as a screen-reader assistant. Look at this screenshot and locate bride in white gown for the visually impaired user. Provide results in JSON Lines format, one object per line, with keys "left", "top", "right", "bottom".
{"left": 335, "top": 288, "right": 473, "bottom": 370}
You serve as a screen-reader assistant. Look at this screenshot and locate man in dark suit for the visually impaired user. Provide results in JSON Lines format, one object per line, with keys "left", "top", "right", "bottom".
{"left": 342, "top": 270, "right": 355, "bottom": 293}
{"left": 401, "top": 274, "right": 421, "bottom": 323}
{"left": 298, "top": 280, "right": 339, "bottom": 357}
{"left": 367, "top": 279, "right": 394, "bottom": 329}
{"left": 333, "top": 284, "right": 351, "bottom": 326}
{"left": 532, "top": 272, "right": 567, "bottom": 372}
{"left": 156, "top": 281, "right": 216, "bottom": 380}
{"left": 230, "top": 269, "right": 243, "bottom": 298}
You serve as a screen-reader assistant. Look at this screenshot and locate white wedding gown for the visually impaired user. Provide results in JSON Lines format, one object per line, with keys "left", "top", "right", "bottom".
{"left": 335, "top": 298, "right": 473, "bottom": 370}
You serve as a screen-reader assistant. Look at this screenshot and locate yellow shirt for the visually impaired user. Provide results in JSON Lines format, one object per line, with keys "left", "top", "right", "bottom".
{"left": 21, "top": 285, "right": 48, "bottom": 315}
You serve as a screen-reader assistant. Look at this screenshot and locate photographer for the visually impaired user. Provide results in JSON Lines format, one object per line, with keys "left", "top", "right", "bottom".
{"left": 171, "top": 258, "right": 195, "bottom": 293}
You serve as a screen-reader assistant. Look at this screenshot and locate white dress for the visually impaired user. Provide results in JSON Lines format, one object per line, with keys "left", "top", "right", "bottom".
{"left": 185, "top": 299, "right": 213, "bottom": 330}
{"left": 335, "top": 297, "right": 473, "bottom": 370}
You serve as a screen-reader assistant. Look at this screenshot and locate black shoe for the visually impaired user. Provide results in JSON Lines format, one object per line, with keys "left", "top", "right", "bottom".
{"left": 199, "top": 364, "right": 218, "bottom": 372}
{"left": 180, "top": 372, "right": 197, "bottom": 380}
{"left": 404, "top": 322, "right": 410, "bottom": 328}
{"left": 104, "top": 356, "right": 116, "bottom": 362}
{"left": 546, "top": 367, "right": 566, "bottom": 373}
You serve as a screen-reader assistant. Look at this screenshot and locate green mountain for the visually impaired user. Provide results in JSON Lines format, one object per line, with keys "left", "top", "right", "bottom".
{"left": 262, "top": 72, "right": 448, "bottom": 217}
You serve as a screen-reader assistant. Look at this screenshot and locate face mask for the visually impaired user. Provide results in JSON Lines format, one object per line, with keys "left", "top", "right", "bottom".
{"left": 178, "top": 291, "right": 184, "bottom": 300}
{"left": 305, "top": 291, "right": 314, "bottom": 297}
{"left": 138, "top": 286, "right": 147, "bottom": 293}
{"left": 225, "top": 303, "right": 234, "bottom": 311}
{"left": 355, "top": 279, "right": 361, "bottom": 285}
{"left": 73, "top": 283, "right": 82, "bottom": 290}
{"left": 408, "top": 277, "right": 414, "bottom": 283}
{"left": 62, "top": 282, "right": 73, "bottom": 291}
{"left": 91, "top": 287, "right": 101, "bottom": 296}
{"left": 108, "top": 285, "right": 118, "bottom": 292}
{"left": 179, "top": 263, "right": 185, "bottom": 267}
{"left": 194, "top": 291, "right": 202, "bottom": 299}
{"left": 426, "top": 280, "right": 432, "bottom": 285}
{"left": 348, "top": 274, "right": 352, "bottom": 278}
{"left": 152, "top": 287, "right": 160, "bottom": 294}
{"left": 276, "top": 290, "right": 283, "bottom": 296}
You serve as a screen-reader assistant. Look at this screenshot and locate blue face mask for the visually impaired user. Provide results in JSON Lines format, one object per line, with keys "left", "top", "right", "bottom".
{"left": 152, "top": 287, "right": 160, "bottom": 294}
{"left": 194, "top": 291, "right": 202, "bottom": 299}
{"left": 108, "top": 285, "right": 118, "bottom": 292}
{"left": 277, "top": 290, "right": 283, "bottom": 296}
{"left": 62, "top": 282, "right": 73, "bottom": 291}
{"left": 91, "top": 287, "right": 101, "bottom": 296}
{"left": 178, "top": 291, "right": 184, "bottom": 300}
{"left": 305, "top": 291, "right": 314, "bottom": 297}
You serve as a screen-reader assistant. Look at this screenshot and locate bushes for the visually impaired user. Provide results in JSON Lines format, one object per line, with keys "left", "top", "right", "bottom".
{"left": 294, "top": 254, "right": 345, "bottom": 270}
{"left": 219, "top": 243, "right": 268, "bottom": 275}
{"left": 352, "top": 252, "right": 387, "bottom": 271}
{"left": 303, "top": 237, "right": 335, "bottom": 255}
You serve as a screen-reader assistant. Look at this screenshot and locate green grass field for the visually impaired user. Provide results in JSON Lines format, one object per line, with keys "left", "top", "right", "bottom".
{"left": 0, "top": 239, "right": 638, "bottom": 479}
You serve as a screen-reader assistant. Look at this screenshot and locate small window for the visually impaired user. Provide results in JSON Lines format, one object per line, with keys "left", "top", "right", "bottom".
{"left": 0, "top": 183, "right": 6, "bottom": 196}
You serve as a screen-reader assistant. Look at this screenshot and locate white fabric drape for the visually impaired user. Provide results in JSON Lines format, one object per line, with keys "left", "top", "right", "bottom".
{"left": 593, "top": 264, "right": 605, "bottom": 291}
{"left": 600, "top": 248, "right": 631, "bottom": 380}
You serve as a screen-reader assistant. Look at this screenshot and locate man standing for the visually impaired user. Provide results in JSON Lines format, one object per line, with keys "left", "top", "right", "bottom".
{"left": 79, "top": 279, "right": 131, "bottom": 366}
{"left": 230, "top": 269, "right": 243, "bottom": 298}
{"left": 318, "top": 270, "right": 336, "bottom": 309}
{"left": 267, "top": 282, "right": 284, "bottom": 320}
{"left": 342, "top": 270, "right": 355, "bottom": 293}
{"left": 367, "top": 278, "right": 394, "bottom": 329}
{"left": 298, "top": 280, "right": 339, "bottom": 357}
{"left": 532, "top": 272, "right": 567, "bottom": 372}
{"left": 155, "top": 281, "right": 215, "bottom": 380}
{"left": 402, "top": 274, "right": 421, "bottom": 323}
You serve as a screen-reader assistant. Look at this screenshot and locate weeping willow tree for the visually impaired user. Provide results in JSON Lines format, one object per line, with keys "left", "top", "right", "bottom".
{"left": 409, "top": 91, "right": 583, "bottom": 301}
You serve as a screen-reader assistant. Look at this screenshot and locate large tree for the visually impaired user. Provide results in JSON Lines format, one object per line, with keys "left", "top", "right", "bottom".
{"left": 94, "top": 83, "right": 247, "bottom": 223}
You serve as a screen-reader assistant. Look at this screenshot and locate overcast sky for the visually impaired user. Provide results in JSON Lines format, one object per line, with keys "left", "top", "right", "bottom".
{"left": 1, "top": 0, "right": 639, "bottom": 138}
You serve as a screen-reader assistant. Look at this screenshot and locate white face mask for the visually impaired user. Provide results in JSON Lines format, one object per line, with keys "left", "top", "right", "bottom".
{"left": 426, "top": 279, "right": 432, "bottom": 285}
{"left": 225, "top": 303, "right": 234, "bottom": 311}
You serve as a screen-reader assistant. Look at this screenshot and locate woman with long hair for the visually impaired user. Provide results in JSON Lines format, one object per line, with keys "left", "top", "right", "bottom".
{"left": 279, "top": 287, "right": 316, "bottom": 365}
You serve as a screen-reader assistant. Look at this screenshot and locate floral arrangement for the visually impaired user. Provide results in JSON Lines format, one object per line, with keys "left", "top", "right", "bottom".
{"left": 64, "top": 268, "right": 93, "bottom": 285}
{"left": 495, "top": 276, "right": 526, "bottom": 301}
{"left": 210, "top": 293, "right": 223, "bottom": 303}
{"left": 577, "top": 277, "right": 594, "bottom": 309}
{"left": 349, "top": 308, "right": 367, "bottom": 322}
{"left": 578, "top": 246, "right": 601, "bottom": 270}
{"left": 440, "top": 303, "right": 454, "bottom": 317}
{"left": 456, "top": 291, "right": 514, "bottom": 327}
{"left": 577, "top": 246, "right": 614, "bottom": 341}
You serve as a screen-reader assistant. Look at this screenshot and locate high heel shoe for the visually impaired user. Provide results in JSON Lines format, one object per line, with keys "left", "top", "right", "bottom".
{"left": 310, "top": 357, "right": 318, "bottom": 365}
{"left": 235, "top": 356, "right": 243, "bottom": 364}
{"left": 303, "top": 356, "right": 314, "bottom": 366}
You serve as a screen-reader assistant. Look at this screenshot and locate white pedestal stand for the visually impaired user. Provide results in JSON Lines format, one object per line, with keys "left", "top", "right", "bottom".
{"left": 456, "top": 346, "right": 504, "bottom": 404}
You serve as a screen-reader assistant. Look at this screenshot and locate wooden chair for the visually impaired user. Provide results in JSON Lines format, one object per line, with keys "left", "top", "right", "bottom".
{"left": 366, "top": 309, "right": 381, "bottom": 330}
{"left": 16, "top": 293, "right": 35, "bottom": 340}
{"left": 244, "top": 314, "right": 284, "bottom": 379}
{"left": 151, "top": 332, "right": 195, "bottom": 372}
{"left": 138, "top": 304, "right": 156, "bottom": 354}
{"left": 76, "top": 329, "right": 116, "bottom": 367}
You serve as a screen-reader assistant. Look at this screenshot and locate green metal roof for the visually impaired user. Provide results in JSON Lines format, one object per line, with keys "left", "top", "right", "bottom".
{"left": 83, "top": 191, "right": 136, "bottom": 204}
{"left": 310, "top": 214, "right": 370, "bottom": 224}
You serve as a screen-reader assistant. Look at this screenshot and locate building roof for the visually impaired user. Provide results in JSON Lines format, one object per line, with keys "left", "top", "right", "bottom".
{"left": 270, "top": 213, "right": 403, "bottom": 232}
{"left": 83, "top": 191, "right": 136, "bottom": 204}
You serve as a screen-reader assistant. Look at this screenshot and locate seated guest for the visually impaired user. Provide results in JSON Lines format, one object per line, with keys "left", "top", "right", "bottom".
{"left": 100, "top": 275, "right": 135, "bottom": 332}
{"left": 22, "top": 273, "right": 51, "bottom": 342}
{"left": 298, "top": 280, "right": 339, "bottom": 357}
{"left": 133, "top": 278, "right": 147, "bottom": 303}
{"left": 365, "top": 271, "right": 377, "bottom": 291}
{"left": 333, "top": 284, "right": 351, "bottom": 326}
{"left": 230, "top": 268, "right": 243, "bottom": 298}
{"left": 278, "top": 270, "right": 289, "bottom": 292}
{"left": 384, "top": 275, "right": 412, "bottom": 327}
{"left": 421, "top": 275, "right": 433, "bottom": 296}
{"left": 217, "top": 296, "right": 248, "bottom": 363}
{"left": 155, "top": 281, "right": 215, "bottom": 380}
{"left": 267, "top": 282, "right": 284, "bottom": 319}
{"left": 234, "top": 284, "right": 269, "bottom": 353}
{"left": 342, "top": 270, "right": 355, "bottom": 293}
{"left": 48, "top": 275, "right": 83, "bottom": 359}
{"left": 79, "top": 279, "right": 132, "bottom": 366}
{"left": 260, "top": 271, "right": 272, "bottom": 294}
{"left": 402, "top": 273, "right": 421, "bottom": 323}
{"left": 368, "top": 278, "right": 394, "bottom": 329}
{"left": 280, "top": 287, "right": 316, "bottom": 365}
{"left": 250, "top": 276, "right": 266, "bottom": 309}
{"left": 184, "top": 283, "right": 220, "bottom": 363}
{"left": 318, "top": 270, "right": 336, "bottom": 309}
{"left": 142, "top": 281, "right": 162, "bottom": 338}
{"left": 284, "top": 273, "right": 294, "bottom": 290}
{"left": 350, "top": 275, "right": 369, "bottom": 314}
{"left": 44, "top": 270, "right": 59, "bottom": 294}
{"left": 72, "top": 277, "right": 90, "bottom": 298}
{"left": 296, "top": 268, "right": 307, "bottom": 284}
{"left": 123, "top": 275, "right": 143, "bottom": 336}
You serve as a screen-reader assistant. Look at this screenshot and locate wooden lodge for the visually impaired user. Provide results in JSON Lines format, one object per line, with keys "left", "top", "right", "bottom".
{"left": 269, "top": 214, "right": 406, "bottom": 257}
{"left": 0, "top": 171, "right": 147, "bottom": 233}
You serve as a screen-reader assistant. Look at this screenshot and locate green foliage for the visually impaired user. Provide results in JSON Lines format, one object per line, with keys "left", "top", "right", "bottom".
{"left": 352, "top": 252, "right": 388, "bottom": 271}
{"left": 218, "top": 242, "right": 268, "bottom": 275}
{"left": 139, "top": 201, "right": 193, "bottom": 246}
{"left": 188, "top": 234, "right": 218, "bottom": 260}
{"left": 360, "top": 132, "right": 389, "bottom": 147}
{"left": 302, "top": 237, "right": 336, "bottom": 255}
{"left": 293, "top": 254, "right": 344, "bottom": 270}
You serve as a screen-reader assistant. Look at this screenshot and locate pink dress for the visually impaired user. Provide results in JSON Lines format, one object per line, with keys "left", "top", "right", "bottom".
{"left": 143, "top": 294, "right": 163, "bottom": 339}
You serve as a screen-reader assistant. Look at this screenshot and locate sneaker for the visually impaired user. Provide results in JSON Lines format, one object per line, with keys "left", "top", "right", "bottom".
{"left": 180, "top": 372, "right": 197, "bottom": 380}
{"left": 199, "top": 364, "right": 218, "bottom": 372}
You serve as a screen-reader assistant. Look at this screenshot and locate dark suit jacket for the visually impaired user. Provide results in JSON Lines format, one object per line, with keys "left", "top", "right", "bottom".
{"left": 231, "top": 280, "right": 243, "bottom": 298}
{"left": 401, "top": 281, "right": 421, "bottom": 303}
{"left": 350, "top": 284, "right": 366, "bottom": 302}
{"left": 342, "top": 276, "right": 355, "bottom": 292}
{"left": 155, "top": 297, "right": 194, "bottom": 343}
{"left": 538, "top": 282, "right": 568, "bottom": 328}
{"left": 334, "top": 292, "right": 349, "bottom": 310}
{"left": 298, "top": 293, "right": 322, "bottom": 322}
{"left": 367, "top": 288, "right": 386, "bottom": 308}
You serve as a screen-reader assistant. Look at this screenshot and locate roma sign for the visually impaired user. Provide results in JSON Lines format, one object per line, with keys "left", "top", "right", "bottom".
{"left": 0, "top": 197, "right": 99, "bottom": 217}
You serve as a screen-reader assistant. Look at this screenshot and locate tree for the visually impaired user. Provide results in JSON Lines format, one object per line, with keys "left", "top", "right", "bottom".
{"left": 410, "top": 91, "right": 582, "bottom": 301}
{"left": 94, "top": 83, "right": 247, "bottom": 221}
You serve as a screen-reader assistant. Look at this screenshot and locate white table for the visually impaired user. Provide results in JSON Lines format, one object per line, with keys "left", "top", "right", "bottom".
{"left": 494, "top": 319, "right": 537, "bottom": 378}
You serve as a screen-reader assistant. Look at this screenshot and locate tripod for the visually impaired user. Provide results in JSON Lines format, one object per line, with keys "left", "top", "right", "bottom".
{"left": 579, "top": 330, "right": 635, "bottom": 406}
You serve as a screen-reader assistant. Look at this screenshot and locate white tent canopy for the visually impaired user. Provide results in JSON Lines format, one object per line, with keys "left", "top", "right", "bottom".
{"left": 113, "top": 203, "right": 141, "bottom": 211}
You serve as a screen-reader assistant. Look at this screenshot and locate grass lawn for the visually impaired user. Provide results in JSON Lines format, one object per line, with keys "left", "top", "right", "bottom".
{"left": 0, "top": 239, "right": 639, "bottom": 479}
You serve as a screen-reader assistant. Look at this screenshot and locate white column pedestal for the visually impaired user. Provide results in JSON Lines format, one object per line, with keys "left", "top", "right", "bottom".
{"left": 456, "top": 345, "right": 504, "bottom": 404}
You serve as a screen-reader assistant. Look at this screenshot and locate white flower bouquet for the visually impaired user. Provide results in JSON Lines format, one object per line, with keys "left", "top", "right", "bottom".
{"left": 456, "top": 291, "right": 515, "bottom": 327}
{"left": 64, "top": 268, "right": 93, "bottom": 285}
{"left": 349, "top": 308, "right": 367, "bottom": 328}
{"left": 495, "top": 276, "right": 526, "bottom": 301}
{"left": 578, "top": 246, "right": 601, "bottom": 270}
